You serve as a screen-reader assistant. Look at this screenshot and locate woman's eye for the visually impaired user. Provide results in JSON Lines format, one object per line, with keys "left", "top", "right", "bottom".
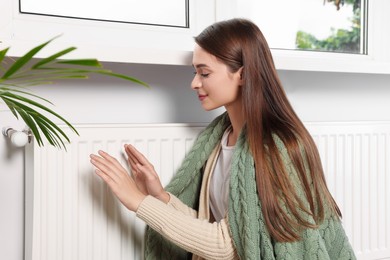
{"left": 193, "top": 71, "right": 210, "bottom": 78}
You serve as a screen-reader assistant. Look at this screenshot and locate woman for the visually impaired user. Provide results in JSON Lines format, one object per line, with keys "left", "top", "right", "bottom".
{"left": 90, "top": 18, "right": 356, "bottom": 259}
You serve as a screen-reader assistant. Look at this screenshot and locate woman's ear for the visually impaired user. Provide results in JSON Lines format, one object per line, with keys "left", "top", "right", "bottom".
{"left": 237, "top": 67, "right": 244, "bottom": 85}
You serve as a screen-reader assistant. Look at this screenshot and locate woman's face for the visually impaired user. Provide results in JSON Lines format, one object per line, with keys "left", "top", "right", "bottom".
{"left": 191, "top": 44, "right": 242, "bottom": 111}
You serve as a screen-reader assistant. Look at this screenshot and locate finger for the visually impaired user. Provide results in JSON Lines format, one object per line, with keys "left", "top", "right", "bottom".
{"left": 97, "top": 150, "right": 127, "bottom": 175}
{"left": 94, "top": 168, "right": 115, "bottom": 186}
{"left": 126, "top": 144, "right": 151, "bottom": 167}
{"left": 136, "top": 163, "right": 158, "bottom": 180}
{"left": 125, "top": 145, "right": 141, "bottom": 165}
{"left": 90, "top": 154, "right": 124, "bottom": 182}
{"left": 125, "top": 145, "right": 141, "bottom": 166}
{"left": 90, "top": 155, "right": 111, "bottom": 174}
{"left": 90, "top": 157, "right": 121, "bottom": 184}
{"left": 126, "top": 151, "right": 139, "bottom": 171}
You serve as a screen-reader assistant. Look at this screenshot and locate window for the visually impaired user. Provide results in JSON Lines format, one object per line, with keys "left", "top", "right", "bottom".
{"left": 294, "top": 0, "right": 366, "bottom": 54}
{"left": 1, "top": 0, "right": 389, "bottom": 73}
{"left": 216, "top": 0, "right": 389, "bottom": 73}
{"left": 20, "top": 0, "right": 189, "bottom": 28}
{"left": 1, "top": 0, "right": 214, "bottom": 65}
{"left": 228, "top": 0, "right": 367, "bottom": 54}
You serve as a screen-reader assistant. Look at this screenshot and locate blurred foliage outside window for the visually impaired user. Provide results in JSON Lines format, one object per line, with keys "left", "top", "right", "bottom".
{"left": 296, "top": 0, "right": 364, "bottom": 54}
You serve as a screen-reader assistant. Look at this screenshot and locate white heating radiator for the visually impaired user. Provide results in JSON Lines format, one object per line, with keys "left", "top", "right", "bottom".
{"left": 25, "top": 122, "right": 390, "bottom": 260}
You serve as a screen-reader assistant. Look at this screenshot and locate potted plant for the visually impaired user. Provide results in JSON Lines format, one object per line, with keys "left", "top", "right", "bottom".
{"left": 0, "top": 37, "right": 148, "bottom": 149}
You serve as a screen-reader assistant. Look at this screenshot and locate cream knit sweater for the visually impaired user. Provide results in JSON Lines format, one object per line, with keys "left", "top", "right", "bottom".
{"left": 137, "top": 144, "right": 238, "bottom": 259}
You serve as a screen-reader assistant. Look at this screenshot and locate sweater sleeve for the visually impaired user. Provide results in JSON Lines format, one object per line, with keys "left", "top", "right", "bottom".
{"left": 137, "top": 195, "right": 238, "bottom": 260}
{"left": 167, "top": 192, "right": 198, "bottom": 218}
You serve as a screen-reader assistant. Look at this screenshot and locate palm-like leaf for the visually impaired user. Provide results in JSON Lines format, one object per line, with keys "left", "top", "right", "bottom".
{"left": 0, "top": 37, "right": 148, "bottom": 150}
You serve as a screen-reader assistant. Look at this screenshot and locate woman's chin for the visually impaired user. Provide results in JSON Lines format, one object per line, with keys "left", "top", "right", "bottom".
{"left": 202, "top": 104, "right": 220, "bottom": 112}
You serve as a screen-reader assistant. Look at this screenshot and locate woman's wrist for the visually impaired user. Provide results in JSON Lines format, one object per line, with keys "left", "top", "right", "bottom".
{"left": 126, "top": 192, "right": 146, "bottom": 212}
{"left": 156, "top": 191, "right": 170, "bottom": 204}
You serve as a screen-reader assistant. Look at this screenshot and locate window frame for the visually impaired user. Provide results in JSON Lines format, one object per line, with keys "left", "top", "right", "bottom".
{"left": 1, "top": 0, "right": 389, "bottom": 74}
{"left": 0, "top": 0, "right": 214, "bottom": 65}
{"left": 218, "top": 0, "right": 390, "bottom": 74}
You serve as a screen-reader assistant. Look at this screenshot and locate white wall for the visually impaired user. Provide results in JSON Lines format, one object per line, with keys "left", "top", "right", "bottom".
{"left": 1, "top": 62, "right": 390, "bottom": 260}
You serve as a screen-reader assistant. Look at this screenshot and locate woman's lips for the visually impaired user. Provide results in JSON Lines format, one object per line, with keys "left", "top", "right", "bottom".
{"left": 198, "top": 94, "right": 207, "bottom": 101}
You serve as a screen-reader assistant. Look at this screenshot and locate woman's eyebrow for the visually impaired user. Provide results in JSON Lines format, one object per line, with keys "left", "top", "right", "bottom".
{"left": 192, "top": 64, "right": 209, "bottom": 69}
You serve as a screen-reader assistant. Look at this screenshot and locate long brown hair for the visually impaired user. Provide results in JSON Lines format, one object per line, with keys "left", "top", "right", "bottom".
{"left": 195, "top": 18, "right": 341, "bottom": 242}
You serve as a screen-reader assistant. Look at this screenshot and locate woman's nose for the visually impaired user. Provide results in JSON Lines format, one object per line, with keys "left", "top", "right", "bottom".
{"left": 191, "top": 75, "right": 201, "bottom": 90}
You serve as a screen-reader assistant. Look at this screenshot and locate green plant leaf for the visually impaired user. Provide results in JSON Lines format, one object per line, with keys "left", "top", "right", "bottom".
{"left": 35, "top": 116, "right": 67, "bottom": 149}
{"left": 17, "top": 109, "right": 44, "bottom": 147}
{"left": 1, "top": 37, "right": 149, "bottom": 149}
{"left": 96, "top": 71, "right": 149, "bottom": 87}
{"left": 1, "top": 87, "right": 54, "bottom": 104}
{"left": 0, "top": 47, "right": 9, "bottom": 64}
{"left": 2, "top": 39, "right": 54, "bottom": 79}
{"left": 32, "top": 47, "right": 77, "bottom": 69}
{"left": 1, "top": 95, "right": 72, "bottom": 149}
{"left": 6, "top": 69, "right": 92, "bottom": 81}
{"left": 57, "top": 59, "right": 101, "bottom": 67}
{"left": 2, "top": 97, "right": 19, "bottom": 119}
{"left": 3, "top": 98, "right": 44, "bottom": 146}
{"left": 1, "top": 91, "right": 78, "bottom": 133}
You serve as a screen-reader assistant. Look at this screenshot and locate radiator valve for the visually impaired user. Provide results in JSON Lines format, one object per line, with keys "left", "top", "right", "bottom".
{"left": 2, "top": 127, "right": 32, "bottom": 147}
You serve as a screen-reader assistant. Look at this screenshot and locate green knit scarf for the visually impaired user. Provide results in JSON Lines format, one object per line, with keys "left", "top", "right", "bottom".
{"left": 144, "top": 113, "right": 356, "bottom": 260}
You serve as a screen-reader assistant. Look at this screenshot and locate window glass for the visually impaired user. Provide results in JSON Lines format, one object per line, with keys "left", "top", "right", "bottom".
{"left": 20, "top": 0, "right": 189, "bottom": 28}
{"left": 241, "top": 0, "right": 366, "bottom": 54}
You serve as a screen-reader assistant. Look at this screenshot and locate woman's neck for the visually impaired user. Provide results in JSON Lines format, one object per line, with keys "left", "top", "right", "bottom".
{"left": 225, "top": 103, "right": 245, "bottom": 146}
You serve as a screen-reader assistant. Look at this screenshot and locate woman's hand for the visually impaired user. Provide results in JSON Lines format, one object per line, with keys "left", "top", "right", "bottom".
{"left": 90, "top": 150, "right": 146, "bottom": 212}
{"left": 125, "top": 144, "right": 170, "bottom": 204}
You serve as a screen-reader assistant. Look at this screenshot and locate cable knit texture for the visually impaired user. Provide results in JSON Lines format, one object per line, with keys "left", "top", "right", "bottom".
{"left": 144, "top": 112, "right": 356, "bottom": 260}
